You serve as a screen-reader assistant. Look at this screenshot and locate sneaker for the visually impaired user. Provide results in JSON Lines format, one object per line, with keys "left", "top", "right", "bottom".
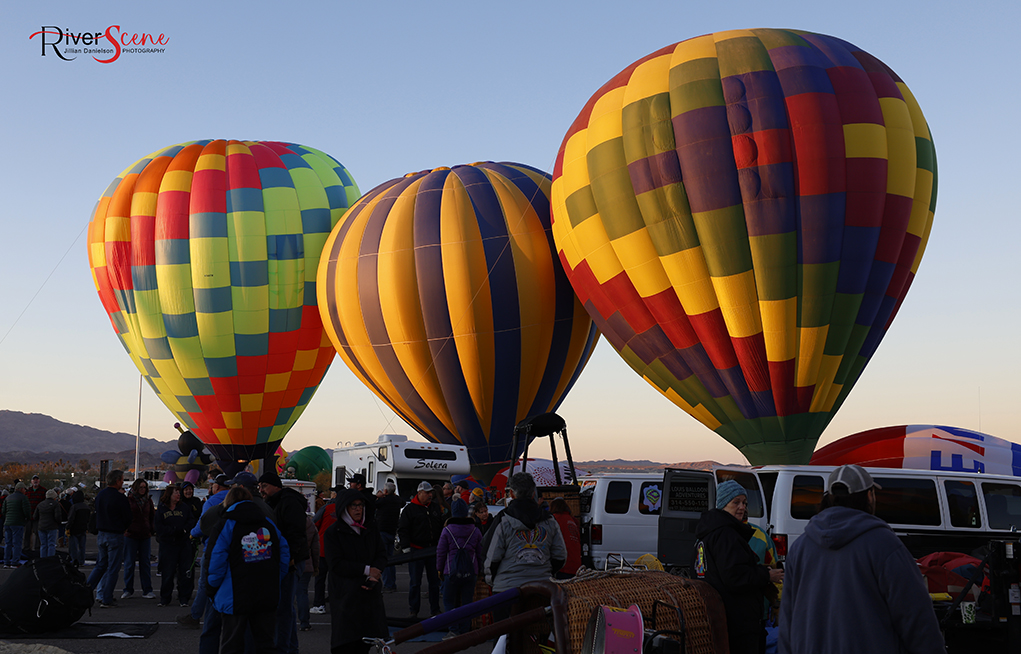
{"left": 443, "top": 632, "right": 458, "bottom": 640}
{"left": 299, "top": 624, "right": 312, "bottom": 632}
{"left": 142, "top": 592, "right": 156, "bottom": 599}
{"left": 177, "top": 614, "right": 201, "bottom": 629}
{"left": 157, "top": 603, "right": 168, "bottom": 607}
{"left": 179, "top": 602, "right": 189, "bottom": 607}
{"left": 99, "top": 602, "right": 116, "bottom": 608}
{"left": 383, "top": 586, "right": 398, "bottom": 593}
{"left": 121, "top": 591, "right": 133, "bottom": 599}
{"left": 309, "top": 606, "right": 325, "bottom": 614}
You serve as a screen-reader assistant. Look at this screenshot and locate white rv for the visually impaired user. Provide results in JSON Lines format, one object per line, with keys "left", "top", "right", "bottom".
{"left": 332, "top": 434, "right": 471, "bottom": 499}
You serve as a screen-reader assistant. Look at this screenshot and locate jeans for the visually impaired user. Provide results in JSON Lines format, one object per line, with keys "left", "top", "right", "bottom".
{"left": 3, "top": 525, "right": 24, "bottom": 565}
{"left": 159, "top": 538, "right": 194, "bottom": 605}
{"left": 68, "top": 532, "right": 86, "bottom": 565}
{"left": 123, "top": 536, "right": 153, "bottom": 594}
{"left": 313, "top": 555, "right": 329, "bottom": 606}
{"left": 199, "top": 597, "right": 223, "bottom": 654}
{"left": 87, "top": 532, "right": 126, "bottom": 604}
{"left": 38, "top": 529, "right": 58, "bottom": 558}
{"left": 442, "top": 574, "right": 477, "bottom": 634}
{"left": 408, "top": 558, "right": 440, "bottom": 615}
{"left": 379, "top": 531, "right": 396, "bottom": 589}
{"left": 191, "top": 553, "right": 207, "bottom": 620}
{"left": 297, "top": 568, "right": 313, "bottom": 628}
{"left": 276, "top": 566, "right": 298, "bottom": 654}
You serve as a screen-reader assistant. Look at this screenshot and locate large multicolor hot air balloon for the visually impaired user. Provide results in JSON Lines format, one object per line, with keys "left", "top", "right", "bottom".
{"left": 317, "top": 162, "right": 599, "bottom": 467}
{"left": 551, "top": 29, "right": 937, "bottom": 464}
{"left": 87, "top": 140, "right": 360, "bottom": 466}
{"left": 812, "top": 425, "right": 1021, "bottom": 477}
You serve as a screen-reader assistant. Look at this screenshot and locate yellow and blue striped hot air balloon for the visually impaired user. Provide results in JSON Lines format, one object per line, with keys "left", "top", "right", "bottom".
{"left": 87, "top": 140, "right": 360, "bottom": 465}
{"left": 551, "top": 29, "right": 937, "bottom": 464}
{"left": 317, "top": 162, "right": 599, "bottom": 466}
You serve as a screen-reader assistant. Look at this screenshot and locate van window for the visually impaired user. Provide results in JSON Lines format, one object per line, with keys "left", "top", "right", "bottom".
{"left": 715, "top": 470, "right": 763, "bottom": 517}
{"left": 638, "top": 481, "right": 663, "bottom": 515}
{"left": 791, "top": 475, "right": 824, "bottom": 519}
{"left": 874, "top": 477, "right": 940, "bottom": 526}
{"left": 981, "top": 482, "right": 1021, "bottom": 531}
{"left": 944, "top": 481, "right": 981, "bottom": 528}
{"left": 666, "top": 477, "right": 710, "bottom": 513}
{"left": 758, "top": 472, "right": 778, "bottom": 515}
{"left": 605, "top": 481, "right": 632, "bottom": 514}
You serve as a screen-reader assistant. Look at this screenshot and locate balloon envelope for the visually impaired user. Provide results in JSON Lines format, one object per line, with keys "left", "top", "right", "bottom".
{"left": 811, "top": 425, "right": 1021, "bottom": 477}
{"left": 491, "top": 458, "right": 588, "bottom": 492}
{"left": 317, "top": 162, "right": 599, "bottom": 466}
{"left": 87, "top": 140, "right": 360, "bottom": 464}
{"left": 286, "top": 445, "right": 332, "bottom": 481}
{"left": 551, "top": 29, "right": 937, "bottom": 464}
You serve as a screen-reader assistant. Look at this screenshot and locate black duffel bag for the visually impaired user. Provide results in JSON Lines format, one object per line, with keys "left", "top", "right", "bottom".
{"left": 0, "top": 551, "right": 94, "bottom": 633}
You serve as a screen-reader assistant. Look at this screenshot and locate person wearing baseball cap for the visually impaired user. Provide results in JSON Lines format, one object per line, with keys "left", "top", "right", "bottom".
{"left": 779, "top": 465, "right": 943, "bottom": 653}
{"left": 694, "top": 480, "right": 783, "bottom": 653}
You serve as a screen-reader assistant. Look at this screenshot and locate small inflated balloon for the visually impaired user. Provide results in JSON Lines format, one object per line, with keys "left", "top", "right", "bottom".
{"left": 318, "top": 162, "right": 599, "bottom": 465}
{"left": 552, "top": 29, "right": 936, "bottom": 464}
{"left": 812, "top": 425, "right": 1021, "bottom": 476}
{"left": 87, "top": 140, "right": 359, "bottom": 464}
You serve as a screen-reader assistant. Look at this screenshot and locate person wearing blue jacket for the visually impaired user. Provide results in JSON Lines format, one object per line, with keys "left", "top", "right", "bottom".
{"left": 778, "top": 465, "right": 944, "bottom": 654}
{"left": 206, "top": 486, "right": 290, "bottom": 654}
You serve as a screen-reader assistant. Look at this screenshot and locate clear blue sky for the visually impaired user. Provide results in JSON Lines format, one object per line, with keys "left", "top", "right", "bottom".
{"left": 2, "top": 1, "right": 1018, "bottom": 464}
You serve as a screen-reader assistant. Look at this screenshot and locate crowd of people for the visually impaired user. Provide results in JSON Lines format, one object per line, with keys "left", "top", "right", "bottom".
{"left": 4, "top": 462, "right": 945, "bottom": 654}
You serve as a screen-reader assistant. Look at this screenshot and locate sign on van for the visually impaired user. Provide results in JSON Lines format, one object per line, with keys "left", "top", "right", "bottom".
{"left": 668, "top": 481, "right": 709, "bottom": 512}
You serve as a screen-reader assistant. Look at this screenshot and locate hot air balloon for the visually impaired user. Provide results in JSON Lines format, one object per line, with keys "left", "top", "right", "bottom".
{"left": 551, "top": 29, "right": 937, "bottom": 464}
{"left": 286, "top": 445, "right": 332, "bottom": 481}
{"left": 87, "top": 140, "right": 360, "bottom": 469}
{"left": 811, "top": 425, "right": 1021, "bottom": 477}
{"left": 317, "top": 162, "right": 599, "bottom": 470}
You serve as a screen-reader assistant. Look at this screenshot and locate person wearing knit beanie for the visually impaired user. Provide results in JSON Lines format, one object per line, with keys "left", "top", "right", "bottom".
{"left": 715, "top": 480, "right": 747, "bottom": 510}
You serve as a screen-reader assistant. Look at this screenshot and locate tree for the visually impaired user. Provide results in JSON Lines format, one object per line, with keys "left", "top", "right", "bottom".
{"left": 78, "top": 459, "right": 91, "bottom": 473}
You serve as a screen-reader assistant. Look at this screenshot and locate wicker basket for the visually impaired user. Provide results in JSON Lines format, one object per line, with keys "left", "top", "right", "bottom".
{"left": 513, "top": 570, "right": 728, "bottom": 654}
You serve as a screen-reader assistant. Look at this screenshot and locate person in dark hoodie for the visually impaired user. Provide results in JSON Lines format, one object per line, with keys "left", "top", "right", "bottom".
{"left": 436, "top": 498, "right": 483, "bottom": 637}
{"left": 206, "top": 486, "right": 290, "bottom": 654}
{"left": 484, "top": 472, "right": 566, "bottom": 621}
{"left": 778, "top": 465, "right": 944, "bottom": 654}
{"left": 694, "top": 480, "right": 783, "bottom": 654}
{"left": 325, "top": 488, "right": 388, "bottom": 654}
{"left": 259, "top": 471, "right": 309, "bottom": 654}
{"left": 155, "top": 484, "right": 197, "bottom": 607}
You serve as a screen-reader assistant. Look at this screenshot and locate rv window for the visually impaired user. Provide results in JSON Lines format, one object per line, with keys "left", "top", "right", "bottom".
{"left": 944, "top": 481, "right": 981, "bottom": 528}
{"left": 604, "top": 481, "right": 632, "bottom": 514}
{"left": 981, "top": 482, "right": 1021, "bottom": 531}
{"left": 638, "top": 482, "right": 663, "bottom": 515}
{"left": 791, "top": 475, "right": 824, "bottom": 519}
{"left": 402, "top": 449, "right": 457, "bottom": 461}
{"left": 874, "top": 477, "right": 940, "bottom": 526}
{"left": 715, "top": 471, "right": 763, "bottom": 517}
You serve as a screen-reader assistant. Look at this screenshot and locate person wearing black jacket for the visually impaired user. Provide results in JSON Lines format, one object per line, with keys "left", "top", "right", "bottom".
{"left": 694, "top": 480, "right": 783, "bottom": 654}
{"left": 65, "top": 490, "right": 91, "bottom": 566}
{"left": 86, "top": 470, "right": 133, "bottom": 607}
{"left": 325, "top": 489, "right": 388, "bottom": 654}
{"left": 397, "top": 482, "right": 443, "bottom": 617}
{"left": 260, "top": 472, "right": 309, "bottom": 654}
{"left": 374, "top": 481, "right": 403, "bottom": 592}
{"left": 347, "top": 473, "right": 376, "bottom": 525}
{"left": 122, "top": 478, "right": 156, "bottom": 599}
{"left": 155, "top": 485, "right": 197, "bottom": 607}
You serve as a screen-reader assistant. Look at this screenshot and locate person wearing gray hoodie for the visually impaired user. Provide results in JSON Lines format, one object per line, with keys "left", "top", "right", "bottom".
{"left": 778, "top": 465, "right": 944, "bottom": 654}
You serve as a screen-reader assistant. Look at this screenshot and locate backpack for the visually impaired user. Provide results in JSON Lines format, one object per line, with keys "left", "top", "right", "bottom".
{"left": 445, "top": 528, "right": 476, "bottom": 581}
{"left": 0, "top": 552, "right": 93, "bottom": 633}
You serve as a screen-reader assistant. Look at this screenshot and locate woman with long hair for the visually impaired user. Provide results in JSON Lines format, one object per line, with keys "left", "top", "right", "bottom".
{"left": 154, "top": 484, "right": 196, "bottom": 607}
{"left": 122, "top": 478, "right": 155, "bottom": 599}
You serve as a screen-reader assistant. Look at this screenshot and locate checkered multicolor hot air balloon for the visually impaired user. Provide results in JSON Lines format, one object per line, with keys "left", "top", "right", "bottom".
{"left": 87, "top": 140, "right": 360, "bottom": 465}
{"left": 317, "top": 162, "right": 599, "bottom": 466}
{"left": 551, "top": 29, "right": 937, "bottom": 464}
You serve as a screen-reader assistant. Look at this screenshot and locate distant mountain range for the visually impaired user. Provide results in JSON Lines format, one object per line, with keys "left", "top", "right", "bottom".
{"left": 0, "top": 410, "right": 173, "bottom": 457}
{"left": 0, "top": 410, "right": 726, "bottom": 471}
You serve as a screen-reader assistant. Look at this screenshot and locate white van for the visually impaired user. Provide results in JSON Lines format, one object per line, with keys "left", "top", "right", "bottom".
{"left": 332, "top": 434, "right": 470, "bottom": 499}
{"left": 577, "top": 473, "right": 667, "bottom": 570}
{"left": 658, "top": 465, "right": 1021, "bottom": 569}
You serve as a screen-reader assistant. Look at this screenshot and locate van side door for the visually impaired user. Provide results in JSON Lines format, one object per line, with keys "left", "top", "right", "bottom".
{"left": 658, "top": 469, "right": 715, "bottom": 571}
